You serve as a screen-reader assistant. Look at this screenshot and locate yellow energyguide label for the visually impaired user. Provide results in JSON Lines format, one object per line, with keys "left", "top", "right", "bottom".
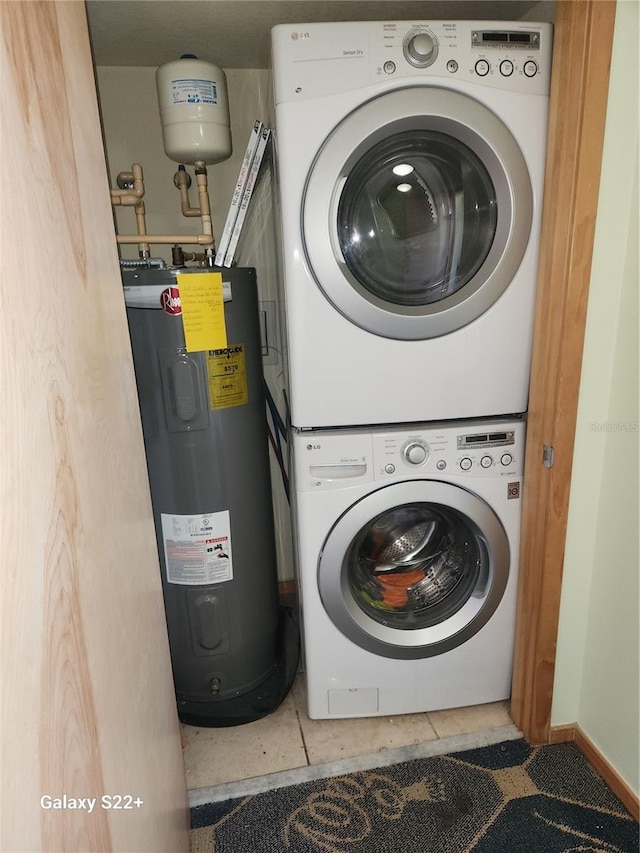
{"left": 206, "top": 344, "right": 248, "bottom": 409}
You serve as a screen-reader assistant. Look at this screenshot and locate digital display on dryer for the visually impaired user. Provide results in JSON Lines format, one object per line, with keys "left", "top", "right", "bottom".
{"left": 472, "top": 30, "right": 540, "bottom": 49}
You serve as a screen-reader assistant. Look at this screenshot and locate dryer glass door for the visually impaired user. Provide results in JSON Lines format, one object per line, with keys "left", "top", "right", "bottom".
{"left": 337, "top": 130, "right": 497, "bottom": 307}
{"left": 303, "top": 87, "right": 533, "bottom": 340}
{"left": 318, "top": 480, "right": 510, "bottom": 659}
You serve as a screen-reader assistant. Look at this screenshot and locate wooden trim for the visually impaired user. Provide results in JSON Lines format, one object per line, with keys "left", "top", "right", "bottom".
{"left": 549, "top": 724, "right": 640, "bottom": 820}
{"left": 573, "top": 728, "right": 640, "bottom": 822}
{"left": 548, "top": 723, "right": 577, "bottom": 744}
{"left": 510, "top": 0, "right": 617, "bottom": 744}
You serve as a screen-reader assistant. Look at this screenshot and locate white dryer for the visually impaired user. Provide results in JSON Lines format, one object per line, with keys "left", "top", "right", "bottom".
{"left": 271, "top": 21, "right": 552, "bottom": 429}
{"left": 291, "top": 418, "right": 524, "bottom": 718}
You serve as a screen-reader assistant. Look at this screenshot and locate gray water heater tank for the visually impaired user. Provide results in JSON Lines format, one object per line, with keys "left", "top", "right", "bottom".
{"left": 123, "top": 266, "right": 289, "bottom": 726}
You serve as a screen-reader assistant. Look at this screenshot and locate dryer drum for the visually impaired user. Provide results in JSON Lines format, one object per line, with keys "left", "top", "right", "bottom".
{"left": 337, "top": 130, "right": 498, "bottom": 306}
{"left": 302, "top": 85, "right": 535, "bottom": 341}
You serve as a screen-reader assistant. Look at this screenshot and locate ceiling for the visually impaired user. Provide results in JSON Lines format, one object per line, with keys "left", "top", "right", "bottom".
{"left": 86, "top": 0, "right": 555, "bottom": 69}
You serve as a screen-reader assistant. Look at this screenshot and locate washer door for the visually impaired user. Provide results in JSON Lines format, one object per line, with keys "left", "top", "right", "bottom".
{"left": 318, "top": 481, "right": 510, "bottom": 659}
{"left": 303, "top": 87, "right": 533, "bottom": 340}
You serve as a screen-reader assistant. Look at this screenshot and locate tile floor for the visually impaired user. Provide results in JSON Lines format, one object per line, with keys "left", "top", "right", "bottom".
{"left": 182, "top": 671, "right": 515, "bottom": 794}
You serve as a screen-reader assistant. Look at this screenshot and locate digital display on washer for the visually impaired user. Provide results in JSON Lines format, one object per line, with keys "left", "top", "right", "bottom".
{"left": 457, "top": 430, "right": 515, "bottom": 449}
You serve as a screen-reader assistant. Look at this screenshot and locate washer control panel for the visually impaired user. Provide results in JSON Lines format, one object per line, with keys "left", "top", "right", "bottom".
{"left": 373, "top": 421, "right": 523, "bottom": 481}
{"left": 402, "top": 439, "right": 430, "bottom": 465}
{"left": 294, "top": 420, "right": 525, "bottom": 490}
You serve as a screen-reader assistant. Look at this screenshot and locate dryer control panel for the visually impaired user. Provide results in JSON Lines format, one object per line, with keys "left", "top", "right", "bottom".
{"left": 271, "top": 20, "right": 553, "bottom": 103}
{"left": 377, "top": 21, "right": 551, "bottom": 93}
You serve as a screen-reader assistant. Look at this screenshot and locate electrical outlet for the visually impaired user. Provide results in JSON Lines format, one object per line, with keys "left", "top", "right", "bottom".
{"left": 258, "top": 300, "right": 278, "bottom": 365}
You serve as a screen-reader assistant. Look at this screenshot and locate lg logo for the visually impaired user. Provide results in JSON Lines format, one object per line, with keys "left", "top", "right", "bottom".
{"left": 291, "top": 32, "right": 310, "bottom": 40}
{"left": 306, "top": 444, "right": 321, "bottom": 450}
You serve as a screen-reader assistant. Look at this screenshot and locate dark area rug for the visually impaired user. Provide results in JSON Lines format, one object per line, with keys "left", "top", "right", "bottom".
{"left": 190, "top": 739, "right": 639, "bottom": 852}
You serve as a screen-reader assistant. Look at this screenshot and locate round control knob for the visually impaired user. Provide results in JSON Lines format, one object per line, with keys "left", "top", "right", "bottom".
{"left": 403, "top": 441, "right": 429, "bottom": 466}
{"left": 384, "top": 463, "right": 396, "bottom": 474}
{"left": 475, "top": 59, "right": 490, "bottom": 77}
{"left": 500, "top": 59, "right": 514, "bottom": 77}
{"left": 481, "top": 455, "right": 493, "bottom": 468}
{"left": 404, "top": 31, "right": 438, "bottom": 68}
{"left": 523, "top": 60, "right": 538, "bottom": 77}
{"left": 460, "top": 457, "right": 473, "bottom": 471}
{"left": 501, "top": 453, "right": 513, "bottom": 467}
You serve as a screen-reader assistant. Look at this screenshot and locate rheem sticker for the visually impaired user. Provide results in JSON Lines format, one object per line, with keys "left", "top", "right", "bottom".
{"left": 160, "top": 286, "right": 182, "bottom": 315}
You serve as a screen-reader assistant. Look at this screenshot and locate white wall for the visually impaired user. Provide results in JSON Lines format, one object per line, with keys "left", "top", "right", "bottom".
{"left": 551, "top": 0, "right": 639, "bottom": 796}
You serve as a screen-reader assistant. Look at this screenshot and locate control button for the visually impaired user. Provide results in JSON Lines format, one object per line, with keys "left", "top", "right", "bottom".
{"left": 481, "top": 455, "right": 493, "bottom": 468}
{"left": 436, "top": 459, "right": 447, "bottom": 471}
{"left": 403, "top": 441, "right": 429, "bottom": 466}
{"left": 523, "top": 60, "right": 538, "bottom": 77}
{"left": 500, "top": 59, "right": 514, "bottom": 77}
{"left": 460, "top": 457, "right": 472, "bottom": 471}
{"left": 475, "top": 59, "right": 490, "bottom": 77}
{"left": 404, "top": 30, "right": 438, "bottom": 68}
{"left": 384, "top": 463, "right": 396, "bottom": 474}
{"left": 383, "top": 60, "right": 396, "bottom": 75}
{"left": 446, "top": 59, "right": 458, "bottom": 73}
{"left": 501, "top": 453, "right": 513, "bottom": 467}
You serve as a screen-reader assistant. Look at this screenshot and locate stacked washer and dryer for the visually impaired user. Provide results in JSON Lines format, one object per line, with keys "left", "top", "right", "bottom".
{"left": 270, "top": 20, "right": 552, "bottom": 718}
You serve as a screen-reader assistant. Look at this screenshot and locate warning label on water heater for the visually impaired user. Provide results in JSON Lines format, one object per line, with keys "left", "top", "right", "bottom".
{"left": 161, "top": 510, "right": 232, "bottom": 585}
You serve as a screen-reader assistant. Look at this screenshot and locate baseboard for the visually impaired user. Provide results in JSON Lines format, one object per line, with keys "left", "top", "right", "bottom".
{"left": 548, "top": 723, "right": 577, "bottom": 744}
{"left": 550, "top": 723, "right": 639, "bottom": 821}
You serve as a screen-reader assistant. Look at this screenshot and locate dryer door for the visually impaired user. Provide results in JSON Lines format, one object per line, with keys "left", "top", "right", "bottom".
{"left": 303, "top": 87, "right": 533, "bottom": 340}
{"left": 318, "top": 480, "right": 510, "bottom": 659}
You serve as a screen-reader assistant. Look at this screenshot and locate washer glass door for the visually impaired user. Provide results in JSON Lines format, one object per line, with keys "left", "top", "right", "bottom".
{"left": 318, "top": 481, "right": 510, "bottom": 659}
{"left": 303, "top": 87, "right": 533, "bottom": 340}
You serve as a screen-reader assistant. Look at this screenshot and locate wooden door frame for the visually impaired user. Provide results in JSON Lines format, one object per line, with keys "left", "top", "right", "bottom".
{"left": 511, "top": 0, "right": 617, "bottom": 745}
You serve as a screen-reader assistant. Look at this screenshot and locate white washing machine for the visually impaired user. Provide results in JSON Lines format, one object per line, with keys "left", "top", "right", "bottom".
{"left": 291, "top": 418, "right": 524, "bottom": 718}
{"left": 271, "top": 21, "right": 552, "bottom": 429}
